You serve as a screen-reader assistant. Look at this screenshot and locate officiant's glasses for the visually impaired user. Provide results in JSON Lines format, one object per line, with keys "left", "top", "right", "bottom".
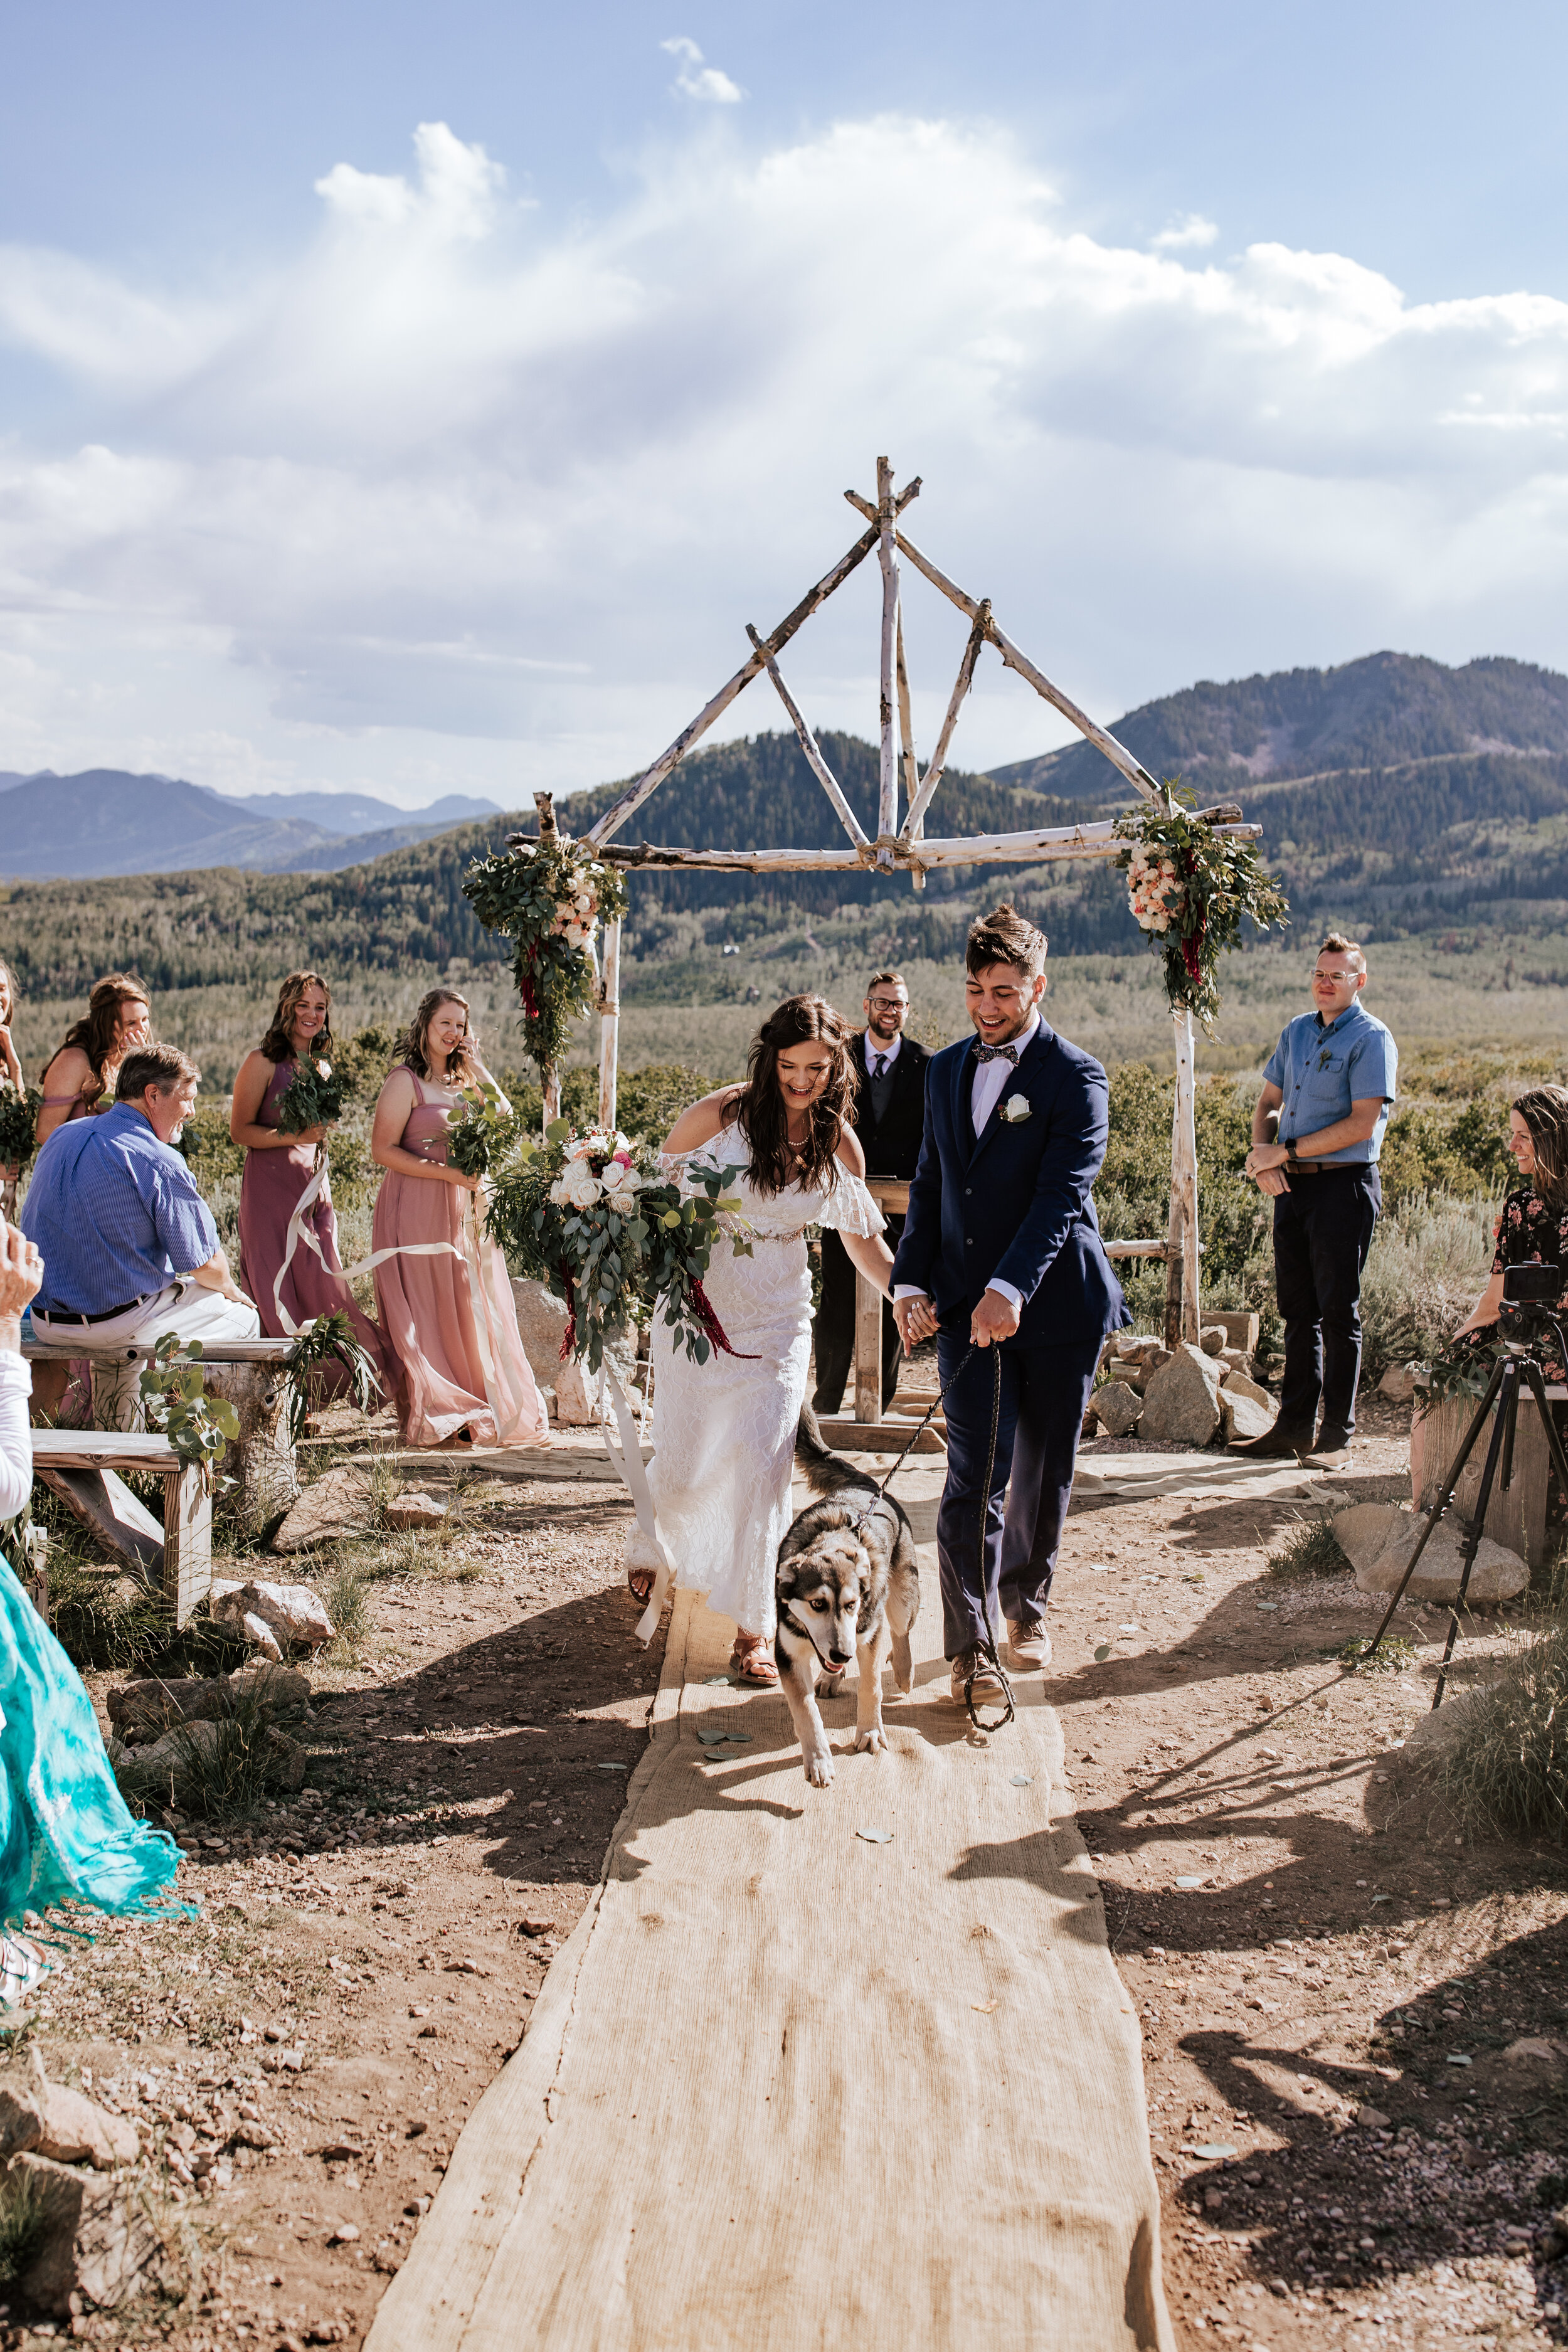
{"left": 1361, "top": 1262, "right": 1568, "bottom": 1703}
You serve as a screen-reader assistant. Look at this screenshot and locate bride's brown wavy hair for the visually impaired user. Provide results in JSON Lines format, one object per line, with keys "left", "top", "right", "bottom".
{"left": 729, "top": 994, "right": 856, "bottom": 1197}
{"left": 259, "top": 971, "right": 335, "bottom": 1066}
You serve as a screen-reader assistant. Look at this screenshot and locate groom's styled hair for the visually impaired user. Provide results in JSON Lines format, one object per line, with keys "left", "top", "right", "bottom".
{"left": 965, "top": 903, "right": 1047, "bottom": 980}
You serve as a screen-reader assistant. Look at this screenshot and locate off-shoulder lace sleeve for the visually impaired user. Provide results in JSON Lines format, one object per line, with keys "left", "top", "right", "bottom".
{"left": 817, "top": 1168, "right": 886, "bottom": 1239}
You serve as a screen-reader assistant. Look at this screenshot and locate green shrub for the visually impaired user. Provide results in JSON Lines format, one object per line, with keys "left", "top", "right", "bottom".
{"left": 1357, "top": 1192, "right": 1493, "bottom": 1381}
{"left": 1431, "top": 1617, "right": 1568, "bottom": 1841}
{"left": 1267, "top": 1516, "right": 1349, "bottom": 1579}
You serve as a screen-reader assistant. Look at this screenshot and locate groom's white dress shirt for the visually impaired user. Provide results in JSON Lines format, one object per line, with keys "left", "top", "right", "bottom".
{"left": 896, "top": 1013, "right": 1039, "bottom": 1314}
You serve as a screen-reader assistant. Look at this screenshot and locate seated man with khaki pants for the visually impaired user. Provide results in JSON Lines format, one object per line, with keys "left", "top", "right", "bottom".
{"left": 23, "top": 1042, "right": 260, "bottom": 1427}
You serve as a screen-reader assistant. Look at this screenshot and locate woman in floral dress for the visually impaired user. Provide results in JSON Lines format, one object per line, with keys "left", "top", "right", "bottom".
{"left": 1452, "top": 1085, "right": 1568, "bottom": 1524}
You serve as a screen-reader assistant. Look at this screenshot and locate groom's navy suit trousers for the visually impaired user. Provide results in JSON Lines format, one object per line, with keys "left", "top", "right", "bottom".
{"left": 891, "top": 1024, "right": 1129, "bottom": 1656}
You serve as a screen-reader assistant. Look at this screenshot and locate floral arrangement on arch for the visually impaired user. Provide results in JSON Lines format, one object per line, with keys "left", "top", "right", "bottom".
{"left": 484, "top": 1120, "right": 751, "bottom": 1375}
{"left": 1113, "top": 787, "right": 1290, "bottom": 1031}
{"left": 463, "top": 831, "right": 630, "bottom": 1074}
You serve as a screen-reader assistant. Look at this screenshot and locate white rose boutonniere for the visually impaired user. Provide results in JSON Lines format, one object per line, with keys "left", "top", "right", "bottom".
{"left": 1000, "top": 1093, "right": 1032, "bottom": 1125}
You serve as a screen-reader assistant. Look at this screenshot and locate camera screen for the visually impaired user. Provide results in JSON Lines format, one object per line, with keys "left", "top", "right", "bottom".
{"left": 1501, "top": 1263, "right": 1562, "bottom": 1306}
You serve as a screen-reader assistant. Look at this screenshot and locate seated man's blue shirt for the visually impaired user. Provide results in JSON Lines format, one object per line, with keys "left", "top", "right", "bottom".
{"left": 21, "top": 1103, "right": 218, "bottom": 1316}
{"left": 1263, "top": 1001, "right": 1399, "bottom": 1165}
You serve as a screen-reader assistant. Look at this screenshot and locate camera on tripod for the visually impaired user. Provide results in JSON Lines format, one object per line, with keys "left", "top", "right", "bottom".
{"left": 1496, "top": 1261, "right": 1567, "bottom": 1345}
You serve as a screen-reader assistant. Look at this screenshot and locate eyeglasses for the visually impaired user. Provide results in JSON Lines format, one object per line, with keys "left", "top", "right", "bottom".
{"left": 867, "top": 997, "right": 907, "bottom": 1012}
{"left": 1312, "top": 969, "right": 1361, "bottom": 984}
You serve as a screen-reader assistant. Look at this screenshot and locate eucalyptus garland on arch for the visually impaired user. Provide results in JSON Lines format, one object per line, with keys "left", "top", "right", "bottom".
{"left": 1113, "top": 787, "right": 1290, "bottom": 1031}
{"left": 462, "top": 832, "right": 630, "bottom": 1073}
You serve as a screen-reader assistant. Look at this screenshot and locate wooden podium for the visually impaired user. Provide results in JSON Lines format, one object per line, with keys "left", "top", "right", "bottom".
{"left": 817, "top": 1180, "right": 947, "bottom": 1456}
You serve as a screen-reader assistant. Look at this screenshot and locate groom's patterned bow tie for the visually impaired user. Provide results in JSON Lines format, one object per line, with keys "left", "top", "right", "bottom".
{"left": 975, "top": 1041, "right": 1019, "bottom": 1064}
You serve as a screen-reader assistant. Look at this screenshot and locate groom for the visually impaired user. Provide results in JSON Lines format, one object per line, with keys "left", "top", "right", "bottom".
{"left": 891, "top": 904, "right": 1128, "bottom": 1703}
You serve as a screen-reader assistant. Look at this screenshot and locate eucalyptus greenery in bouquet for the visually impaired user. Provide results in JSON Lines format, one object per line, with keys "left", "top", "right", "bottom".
{"left": 462, "top": 832, "right": 630, "bottom": 1074}
{"left": 0, "top": 1083, "right": 41, "bottom": 1170}
{"left": 282, "top": 1310, "right": 382, "bottom": 1443}
{"left": 138, "top": 1335, "right": 240, "bottom": 1487}
{"left": 275, "top": 1054, "right": 353, "bottom": 1137}
{"left": 485, "top": 1120, "right": 750, "bottom": 1374}
{"left": 1114, "top": 788, "right": 1289, "bottom": 1031}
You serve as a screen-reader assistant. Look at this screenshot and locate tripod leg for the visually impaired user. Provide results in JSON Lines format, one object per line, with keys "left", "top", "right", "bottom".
{"left": 1362, "top": 1355, "right": 1512, "bottom": 1661}
{"left": 1522, "top": 1359, "right": 1568, "bottom": 1506}
{"left": 1431, "top": 1360, "right": 1519, "bottom": 1709}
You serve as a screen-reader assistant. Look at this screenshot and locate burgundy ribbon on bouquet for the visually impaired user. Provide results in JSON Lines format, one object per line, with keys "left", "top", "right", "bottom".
{"left": 689, "top": 1276, "right": 758, "bottom": 1361}
{"left": 519, "top": 942, "right": 539, "bottom": 1024}
{"left": 1180, "top": 850, "right": 1205, "bottom": 989}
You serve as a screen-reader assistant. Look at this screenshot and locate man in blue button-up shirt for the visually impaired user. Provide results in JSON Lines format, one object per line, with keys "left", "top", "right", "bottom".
{"left": 1234, "top": 932, "right": 1399, "bottom": 1468}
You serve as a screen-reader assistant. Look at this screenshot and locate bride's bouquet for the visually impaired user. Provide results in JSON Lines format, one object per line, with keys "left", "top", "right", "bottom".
{"left": 485, "top": 1120, "right": 751, "bottom": 1374}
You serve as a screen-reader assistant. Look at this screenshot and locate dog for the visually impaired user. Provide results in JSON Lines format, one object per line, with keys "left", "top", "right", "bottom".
{"left": 774, "top": 1403, "right": 920, "bottom": 1788}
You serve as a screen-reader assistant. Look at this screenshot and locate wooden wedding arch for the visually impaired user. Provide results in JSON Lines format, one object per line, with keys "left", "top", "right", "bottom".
{"left": 526, "top": 458, "right": 1261, "bottom": 1426}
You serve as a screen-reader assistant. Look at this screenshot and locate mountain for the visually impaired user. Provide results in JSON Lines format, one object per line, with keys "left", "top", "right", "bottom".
{"left": 0, "top": 768, "right": 501, "bottom": 879}
{"left": 992, "top": 652, "right": 1568, "bottom": 800}
{"left": 193, "top": 785, "right": 499, "bottom": 835}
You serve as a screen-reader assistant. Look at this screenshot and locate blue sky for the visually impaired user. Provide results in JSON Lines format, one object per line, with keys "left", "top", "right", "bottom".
{"left": 1, "top": 2, "right": 1564, "bottom": 808}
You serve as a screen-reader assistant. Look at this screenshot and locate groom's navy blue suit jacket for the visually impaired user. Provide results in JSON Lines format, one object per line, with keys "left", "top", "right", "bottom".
{"left": 891, "top": 1022, "right": 1128, "bottom": 1347}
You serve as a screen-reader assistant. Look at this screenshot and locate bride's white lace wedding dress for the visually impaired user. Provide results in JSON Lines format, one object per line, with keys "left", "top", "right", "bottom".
{"left": 642, "top": 1120, "right": 884, "bottom": 1637}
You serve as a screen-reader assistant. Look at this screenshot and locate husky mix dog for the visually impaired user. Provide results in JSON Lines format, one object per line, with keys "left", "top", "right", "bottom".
{"left": 774, "top": 1404, "right": 920, "bottom": 1788}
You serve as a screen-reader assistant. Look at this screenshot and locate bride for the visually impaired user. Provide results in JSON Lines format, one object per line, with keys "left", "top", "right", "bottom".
{"left": 630, "top": 994, "right": 907, "bottom": 1685}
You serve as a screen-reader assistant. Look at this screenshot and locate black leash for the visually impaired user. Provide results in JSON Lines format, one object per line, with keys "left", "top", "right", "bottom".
{"left": 849, "top": 1340, "right": 1015, "bottom": 1735}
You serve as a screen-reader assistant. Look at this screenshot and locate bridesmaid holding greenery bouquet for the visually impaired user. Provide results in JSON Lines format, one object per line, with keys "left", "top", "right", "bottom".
{"left": 231, "top": 972, "right": 389, "bottom": 1386}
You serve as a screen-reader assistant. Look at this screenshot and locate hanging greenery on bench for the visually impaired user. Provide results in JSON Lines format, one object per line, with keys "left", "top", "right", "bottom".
{"left": 282, "top": 1311, "right": 381, "bottom": 1443}
{"left": 138, "top": 1337, "right": 240, "bottom": 1487}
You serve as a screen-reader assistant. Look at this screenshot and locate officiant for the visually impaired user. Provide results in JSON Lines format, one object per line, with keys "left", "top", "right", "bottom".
{"left": 811, "top": 969, "right": 930, "bottom": 1418}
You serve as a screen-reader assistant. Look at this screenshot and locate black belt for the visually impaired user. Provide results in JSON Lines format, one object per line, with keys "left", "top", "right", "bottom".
{"left": 34, "top": 1291, "right": 157, "bottom": 1326}
{"left": 1283, "top": 1158, "right": 1372, "bottom": 1176}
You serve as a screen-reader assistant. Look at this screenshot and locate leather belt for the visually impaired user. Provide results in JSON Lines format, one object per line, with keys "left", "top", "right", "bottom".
{"left": 1283, "top": 1159, "right": 1372, "bottom": 1176}
{"left": 34, "top": 1291, "right": 157, "bottom": 1326}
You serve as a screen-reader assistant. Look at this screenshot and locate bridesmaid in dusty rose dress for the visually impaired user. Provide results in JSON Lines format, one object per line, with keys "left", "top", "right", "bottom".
{"left": 369, "top": 990, "right": 548, "bottom": 1448}
{"left": 231, "top": 972, "right": 389, "bottom": 1389}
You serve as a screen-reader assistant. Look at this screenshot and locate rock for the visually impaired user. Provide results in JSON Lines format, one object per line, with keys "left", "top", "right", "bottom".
{"left": 327, "top": 2219, "right": 361, "bottom": 2244}
{"left": 553, "top": 1359, "right": 608, "bottom": 1426}
{"left": 108, "top": 1661, "right": 310, "bottom": 1742}
{"left": 212, "top": 1579, "right": 335, "bottom": 1651}
{"left": 1379, "top": 1364, "right": 1417, "bottom": 1402}
{"left": 511, "top": 1279, "right": 569, "bottom": 1394}
{"left": 119, "top": 1709, "right": 307, "bottom": 1801}
{"left": 1091, "top": 1380, "right": 1143, "bottom": 1438}
{"left": 1199, "top": 1325, "right": 1227, "bottom": 1357}
{"left": 1355, "top": 1519, "right": 1528, "bottom": 1606}
{"left": 381, "top": 1491, "right": 447, "bottom": 1531}
{"left": 1330, "top": 1504, "right": 1406, "bottom": 1574}
{"left": 1355, "top": 2104, "right": 1392, "bottom": 2129}
{"left": 0, "top": 2052, "right": 139, "bottom": 2170}
{"left": 8, "top": 2150, "right": 164, "bottom": 2315}
{"left": 1139, "top": 1343, "right": 1223, "bottom": 1446}
{"left": 262, "top": 1726, "right": 309, "bottom": 1792}
{"left": 1401, "top": 1686, "right": 1496, "bottom": 1756}
{"left": 270, "top": 1465, "right": 371, "bottom": 1554}
{"left": 1219, "top": 1384, "right": 1275, "bottom": 1443}
{"left": 1218, "top": 1347, "right": 1251, "bottom": 1379}
{"left": 1502, "top": 2037, "right": 1564, "bottom": 2066}
{"left": 1545, "top": 2205, "right": 1568, "bottom": 2261}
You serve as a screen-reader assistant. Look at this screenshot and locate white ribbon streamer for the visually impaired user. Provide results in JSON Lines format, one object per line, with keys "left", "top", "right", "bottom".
{"left": 272, "top": 1152, "right": 460, "bottom": 1339}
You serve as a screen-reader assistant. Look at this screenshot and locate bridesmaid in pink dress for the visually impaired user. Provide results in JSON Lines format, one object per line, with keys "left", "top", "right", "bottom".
{"left": 369, "top": 990, "right": 548, "bottom": 1448}
{"left": 231, "top": 972, "right": 390, "bottom": 1390}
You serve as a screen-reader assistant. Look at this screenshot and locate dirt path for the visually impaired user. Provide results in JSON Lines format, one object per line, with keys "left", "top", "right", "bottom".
{"left": 15, "top": 1396, "right": 1568, "bottom": 2350}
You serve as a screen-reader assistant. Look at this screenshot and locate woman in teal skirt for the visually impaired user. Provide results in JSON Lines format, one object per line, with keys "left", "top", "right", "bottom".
{"left": 0, "top": 1216, "right": 187, "bottom": 2003}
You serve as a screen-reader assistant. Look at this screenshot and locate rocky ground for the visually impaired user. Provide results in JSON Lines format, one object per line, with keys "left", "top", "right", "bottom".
{"left": 4, "top": 1389, "right": 1564, "bottom": 2348}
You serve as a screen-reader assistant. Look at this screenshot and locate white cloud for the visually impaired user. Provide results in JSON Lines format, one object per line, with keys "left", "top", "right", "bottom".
{"left": 1151, "top": 214, "right": 1219, "bottom": 253}
{"left": 0, "top": 114, "right": 1565, "bottom": 807}
{"left": 660, "top": 35, "right": 744, "bottom": 105}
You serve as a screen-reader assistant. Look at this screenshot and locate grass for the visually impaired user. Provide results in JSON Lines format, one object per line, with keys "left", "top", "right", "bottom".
{"left": 165, "top": 1687, "right": 282, "bottom": 1825}
{"left": 1357, "top": 1192, "right": 1496, "bottom": 1383}
{"left": 1430, "top": 1616, "right": 1568, "bottom": 1843}
{"left": 1332, "top": 1633, "right": 1418, "bottom": 1676}
{"left": 0, "top": 2159, "right": 48, "bottom": 2285}
{"left": 1266, "top": 1515, "right": 1350, "bottom": 1580}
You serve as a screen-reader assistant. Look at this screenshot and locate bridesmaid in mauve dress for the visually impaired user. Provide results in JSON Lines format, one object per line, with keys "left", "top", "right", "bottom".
{"left": 369, "top": 989, "right": 548, "bottom": 1448}
{"left": 231, "top": 972, "right": 390, "bottom": 1391}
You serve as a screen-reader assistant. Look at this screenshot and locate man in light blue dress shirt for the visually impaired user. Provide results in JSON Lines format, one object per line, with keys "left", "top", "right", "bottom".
{"left": 1236, "top": 933, "right": 1399, "bottom": 1470}
{"left": 23, "top": 1042, "right": 260, "bottom": 1425}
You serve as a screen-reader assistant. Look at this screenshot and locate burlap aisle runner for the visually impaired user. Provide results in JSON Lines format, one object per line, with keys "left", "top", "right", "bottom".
{"left": 367, "top": 1587, "right": 1175, "bottom": 2352}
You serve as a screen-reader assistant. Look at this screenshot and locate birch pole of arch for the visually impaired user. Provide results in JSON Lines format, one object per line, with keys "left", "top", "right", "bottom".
{"left": 1163, "top": 1007, "right": 1202, "bottom": 1347}
{"left": 597, "top": 918, "right": 622, "bottom": 1132}
{"left": 744, "top": 624, "right": 869, "bottom": 849}
{"left": 533, "top": 792, "right": 563, "bottom": 1131}
{"left": 895, "top": 608, "right": 923, "bottom": 889}
{"left": 875, "top": 456, "right": 900, "bottom": 863}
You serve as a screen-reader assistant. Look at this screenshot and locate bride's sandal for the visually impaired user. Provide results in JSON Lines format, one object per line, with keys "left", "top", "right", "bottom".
{"left": 627, "top": 1565, "right": 656, "bottom": 1606}
{"left": 729, "top": 1633, "right": 779, "bottom": 1687}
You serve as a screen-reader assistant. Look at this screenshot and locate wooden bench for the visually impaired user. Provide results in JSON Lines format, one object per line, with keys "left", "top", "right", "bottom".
{"left": 29, "top": 1427, "right": 212, "bottom": 1626}
{"left": 24, "top": 1336, "right": 301, "bottom": 1520}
